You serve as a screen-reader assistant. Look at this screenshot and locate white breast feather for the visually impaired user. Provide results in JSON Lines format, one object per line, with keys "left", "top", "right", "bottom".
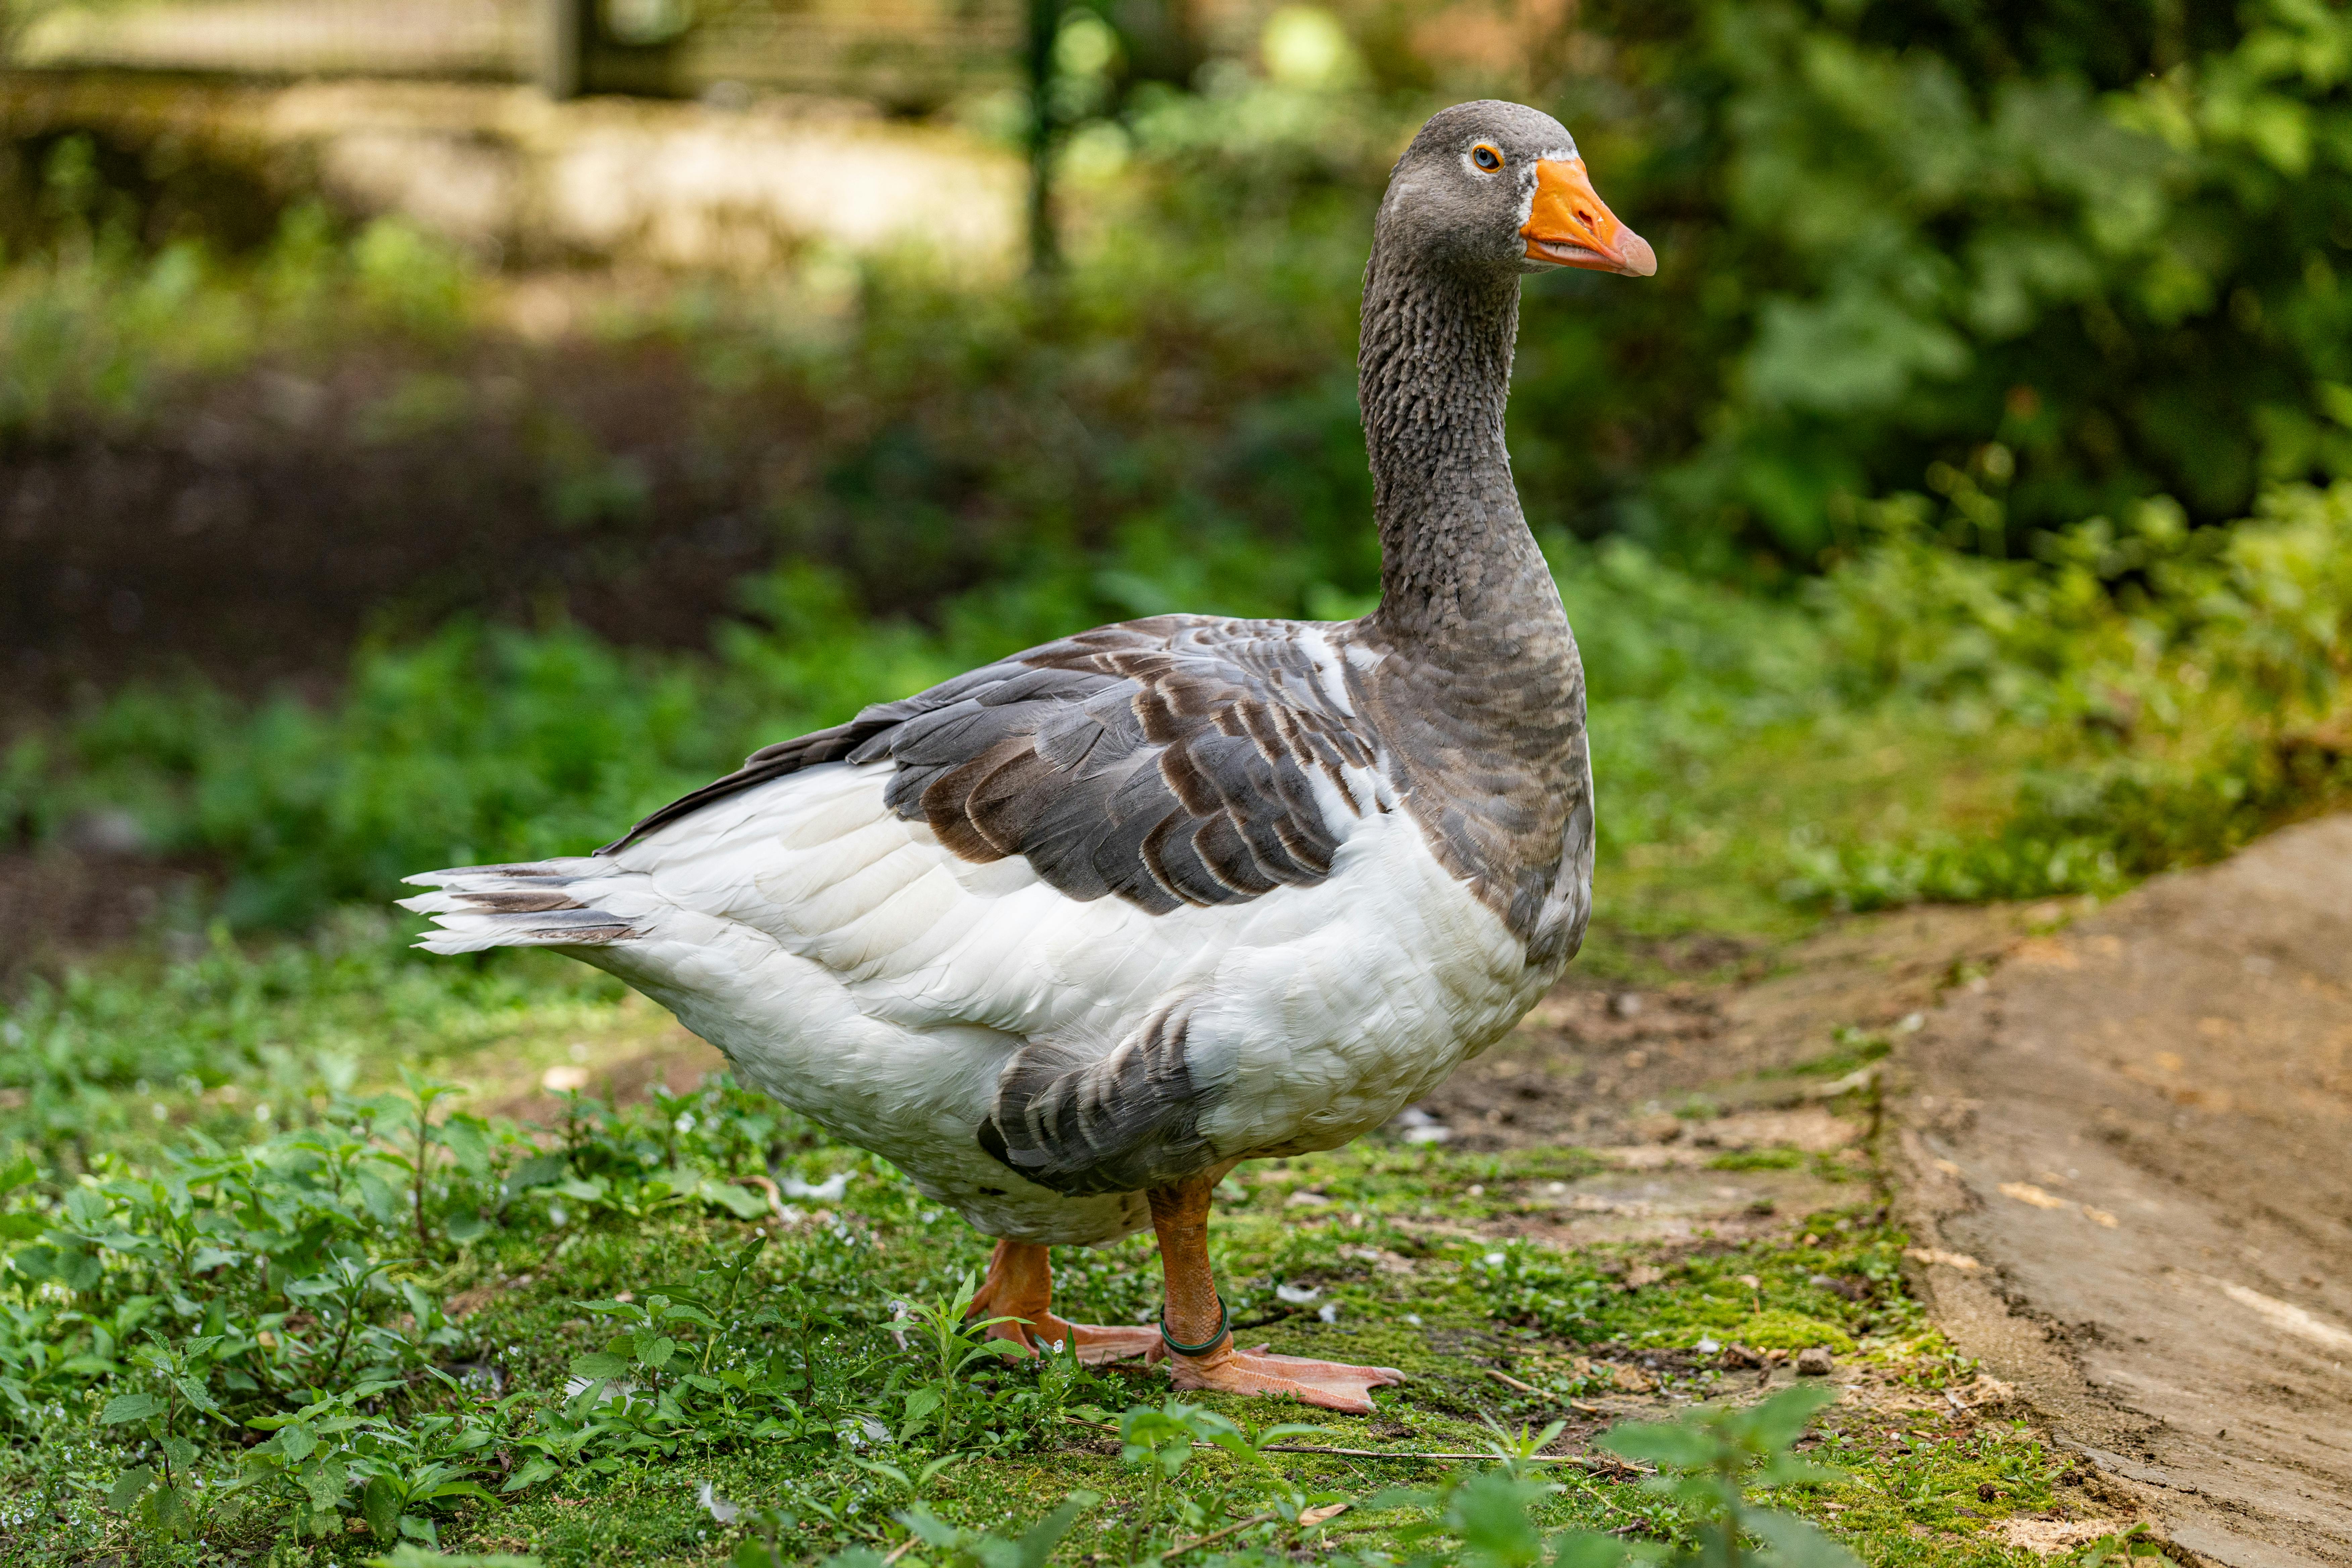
{"left": 567, "top": 751, "right": 1545, "bottom": 1245}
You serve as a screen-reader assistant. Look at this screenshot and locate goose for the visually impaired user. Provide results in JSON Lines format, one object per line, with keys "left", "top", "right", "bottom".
{"left": 400, "top": 100, "right": 1652, "bottom": 1414}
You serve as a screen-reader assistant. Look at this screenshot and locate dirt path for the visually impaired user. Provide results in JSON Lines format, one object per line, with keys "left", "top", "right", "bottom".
{"left": 1894, "top": 815, "right": 2352, "bottom": 1567}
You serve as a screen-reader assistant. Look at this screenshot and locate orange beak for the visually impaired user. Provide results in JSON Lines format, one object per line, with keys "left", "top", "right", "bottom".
{"left": 1521, "top": 158, "right": 1656, "bottom": 277}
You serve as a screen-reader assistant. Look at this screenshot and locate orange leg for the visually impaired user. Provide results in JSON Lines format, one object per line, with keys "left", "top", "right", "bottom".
{"left": 1143, "top": 1174, "right": 1404, "bottom": 1415}
{"left": 968, "top": 1238, "right": 1161, "bottom": 1364}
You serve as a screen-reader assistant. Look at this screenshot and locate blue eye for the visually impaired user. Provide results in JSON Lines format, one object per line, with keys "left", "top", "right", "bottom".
{"left": 1472, "top": 144, "right": 1504, "bottom": 172}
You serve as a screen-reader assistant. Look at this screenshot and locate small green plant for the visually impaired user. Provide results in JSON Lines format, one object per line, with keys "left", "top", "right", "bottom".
{"left": 892, "top": 1268, "right": 1026, "bottom": 1447}
{"left": 98, "top": 1330, "right": 231, "bottom": 1537}
{"left": 1589, "top": 1385, "right": 1857, "bottom": 1567}
{"left": 892, "top": 1489, "right": 1100, "bottom": 1568}
{"left": 1372, "top": 1387, "right": 1854, "bottom": 1568}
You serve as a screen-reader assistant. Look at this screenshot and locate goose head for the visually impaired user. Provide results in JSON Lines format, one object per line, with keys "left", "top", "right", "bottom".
{"left": 1373, "top": 99, "right": 1655, "bottom": 281}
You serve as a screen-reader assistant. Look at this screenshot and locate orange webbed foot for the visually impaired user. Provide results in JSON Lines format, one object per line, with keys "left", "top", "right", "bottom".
{"left": 1155, "top": 1340, "right": 1405, "bottom": 1414}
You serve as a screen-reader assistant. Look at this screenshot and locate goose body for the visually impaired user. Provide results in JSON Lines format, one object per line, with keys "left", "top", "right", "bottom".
{"left": 403, "top": 100, "right": 1651, "bottom": 1411}
{"left": 403, "top": 615, "right": 1582, "bottom": 1245}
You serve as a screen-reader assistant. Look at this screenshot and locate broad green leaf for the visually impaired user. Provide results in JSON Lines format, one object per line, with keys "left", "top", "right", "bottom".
{"left": 1746, "top": 1507, "right": 1865, "bottom": 1568}
{"left": 1005, "top": 1490, "right": 1099, "bottom": 1568}
{"left": 106, "top": 1466, "right": 155, "bottom": 1513}
{"left": 506, "top": 1153, "right": 569, "bottom": 1192}
{"left": 354, "top": 1169, "right": 403, "bottom": 1225}
{"left": 1595, "top": 1418, "right": 1719, "bottom": 1469}
{"left": 301, "top": 1455, "right": 349, "bottom": 1512}
{"left": 1551, "top": 1531, "right": 1636, "bottom": 1568}
{"left": 364, "top": 1475, "right": 404, "bottom": 1543}
{"left": 439, "top": 1116, "right": 491, "bottom": 1174}
{"left": 639, "top": 1335, "right": 677, "bottom": 1370}
{"left": 898, "top": 1502, "right": 960, "bottom": 1547}
{"left": 101, "top": 1391, "right": 165, "bottom": 1424}
{"left": 142, "top": 1481, "right": 191, "bottom": 1537}
{"left": 1740, "top": 1384, "right": 1842, "bottom": 1451}
{"left": 502, "top": 1457, "right": 559, "bottom": 1494}
{"left": 443, "top": 1208, "right": 491, "bottom": 1243}
{"left": 700, "top": 1180, "right": 769, "bottom": 1219}
{"left": 568, "top": 1352, "right": 629, "bottom": 1381}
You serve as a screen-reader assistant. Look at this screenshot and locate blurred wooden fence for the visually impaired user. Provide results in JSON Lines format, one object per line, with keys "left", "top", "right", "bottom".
{"left": 2, "top": 0, "right": 1027, "bottom": 109}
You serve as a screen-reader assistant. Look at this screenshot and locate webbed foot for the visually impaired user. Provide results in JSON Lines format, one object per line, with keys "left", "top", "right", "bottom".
{"left": 1156, "top": 1341, "right": 1404, "bottom": 1414}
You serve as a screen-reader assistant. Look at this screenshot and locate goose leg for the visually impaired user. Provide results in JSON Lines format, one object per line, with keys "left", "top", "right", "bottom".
{"left": 1144, "top": 1174, "right": 1404, "bottom": 1415}
{"left": 967, "top": 1238, "right": 1161, "bottom": 1364}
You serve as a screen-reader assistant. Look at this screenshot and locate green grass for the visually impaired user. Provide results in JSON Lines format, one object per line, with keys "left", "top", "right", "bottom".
{"left": 0, "top": 988, "right": 2159, "bottom": 1568}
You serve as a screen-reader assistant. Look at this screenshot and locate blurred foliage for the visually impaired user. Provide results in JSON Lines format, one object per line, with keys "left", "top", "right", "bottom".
{"left": 1060, "top": 0, "right": 2352, "bottom": 562}
{"left": 1, "top": 2, "right": 2351, "bottom": 934}
{"left": 8, "top": 476, "right": 2349, "bottom": 930}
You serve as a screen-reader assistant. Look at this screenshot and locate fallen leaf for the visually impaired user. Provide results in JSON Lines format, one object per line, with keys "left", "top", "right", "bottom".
{"left": 2218, "top": 1281, "right": 2352, "bottom": 1352}
{"left": 1999, "top": 1182, "right": 2069, "bottom": 1210}
{"left": 1610, "top": 1364, "right": 1655, "bottom": 1393}
{"left": 1904, "top": 1246, "right": 1982, "bottom": 1271}
{"left": 541, "top": 1065, "right": 591, "bottom": 1093}
{"left": 1298, "top": 1504, "right": 1348, "bottom": 1527}
{"left": 1997, "top": 1519, "right": 2135, "bottom": 1555}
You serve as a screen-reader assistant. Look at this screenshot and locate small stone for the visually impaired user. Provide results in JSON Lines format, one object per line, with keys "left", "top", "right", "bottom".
{"left": 1718, "top": 1342, "right": 1763, "bottom": 1369}
{"left": 1796, "top": 1346, "right": 1836, "bottom": 1376}
{"left": 1631, "top": 1113, "right": 1683, "bottom": 1144}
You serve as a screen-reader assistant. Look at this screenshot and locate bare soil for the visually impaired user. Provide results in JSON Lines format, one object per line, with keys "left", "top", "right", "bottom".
{"left": 1893, "top": 814, "right": 2352, "bottom": 1567}
{"left": 1, "top": 344, "right": 794, "bottom": 716}
{"left": 1412, "top": 901, "right": 2034, "bottom": 1151}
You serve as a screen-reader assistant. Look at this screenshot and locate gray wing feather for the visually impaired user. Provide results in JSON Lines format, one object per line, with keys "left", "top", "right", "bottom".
{"left": 611, "top": 615, "right": 1370, "bottom": 916}
{"left": 976, "top": 1001, "right": 1215, "bottom": 1196}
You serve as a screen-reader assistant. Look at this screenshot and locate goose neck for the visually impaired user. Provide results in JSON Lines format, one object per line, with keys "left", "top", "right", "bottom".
{"left": 1357, "top": 249, "right": 1561, "bottom": 657}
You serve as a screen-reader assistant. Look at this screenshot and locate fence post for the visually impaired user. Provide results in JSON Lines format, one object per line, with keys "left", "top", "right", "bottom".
{"left": 539, "top": 0, "right": 591, "bottom": 98}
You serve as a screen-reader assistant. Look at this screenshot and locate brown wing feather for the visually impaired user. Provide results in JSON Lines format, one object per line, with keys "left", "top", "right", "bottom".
{"left": 603, "top": 616, "right": 1371, "bottom": 917}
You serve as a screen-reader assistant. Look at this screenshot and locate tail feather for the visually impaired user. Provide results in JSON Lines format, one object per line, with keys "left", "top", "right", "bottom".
{"left": 398, "top": 856, "right": 642, "bottom": 954}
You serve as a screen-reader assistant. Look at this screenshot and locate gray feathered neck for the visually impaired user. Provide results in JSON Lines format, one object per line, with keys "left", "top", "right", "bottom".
{"left": 1354, "top": 169, "right": 1578, "bottom": 702}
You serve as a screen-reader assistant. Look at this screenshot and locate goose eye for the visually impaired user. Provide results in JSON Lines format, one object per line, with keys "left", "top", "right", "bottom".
{"left": 1472, "top": 144, "right": 1504, "bottom": 172}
